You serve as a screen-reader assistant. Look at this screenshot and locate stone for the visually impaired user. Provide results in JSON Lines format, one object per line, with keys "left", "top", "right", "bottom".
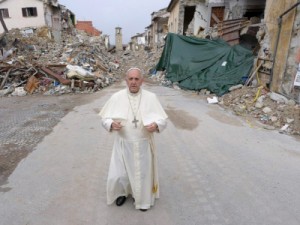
{"left": 199, "top": 89, "right": 207, "bottom": 95}
{"left": 277, "top": 105, "right": 286, "bottom": 111}
{"left": 251, "top": 79, "right": 258, "bottom": 87}
{"left": 255, "top": 102, "right": 264, "bottom": 109}
{"left": 268, "top": 92, "right": 288, "bottom": 104}
{"left": 286, "top": 118, "right": 294, "bottom": 123}
{"left": 12, "top": 87, "right": 27, "bottom": 96}
{"left": 233, "top": 104, "right": 246, "bottom": 114}
{"left": 257, "top": 95, "right": 266, "bottom": 103}
{"left": 173, "top": 83, "right": 181, "bottom": 90}
{"left": 229, "top": 84, "right": 243, "bottom": 91}
{"left": 262, "top": 107, "right": 272, "bottom": 114}
{"left": 279, "top": 124, "right": 289, "bottom": 133}
{"left": 0, "top": 86, "right": 14, "bottom": 97}
{"left": 263, "top": 125, "right": 276, "bottom": 130}
{"left": 270, "top": 116, "right": 278, "bottom": 122}
{"left": 287, "top": 99, "right": 296, "bottom": 106}
{"left": 274, "top": 121, "right": 281, "bottom": 127}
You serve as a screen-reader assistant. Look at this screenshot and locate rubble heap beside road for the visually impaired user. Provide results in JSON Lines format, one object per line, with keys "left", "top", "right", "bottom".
{"left": 219, "top": 86, "right": 300, "bottom": 135}
{"left": 0, "top": 27, "right": 120, "bottom": 97}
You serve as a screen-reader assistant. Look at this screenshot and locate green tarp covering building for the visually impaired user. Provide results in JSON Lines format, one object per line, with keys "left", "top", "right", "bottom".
{"left": 156, "top": 33, "right": 254, "bottom": 96}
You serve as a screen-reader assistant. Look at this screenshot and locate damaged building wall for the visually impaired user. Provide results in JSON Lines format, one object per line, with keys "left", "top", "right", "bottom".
{"left": 130, "top": 33, "right": 146, "bottom": 51}
{"left": 152, "top": 19, "right": 169, "bottom": 49}
{"left": 178, "top": 0, "right": 201, "bottom": 35}
{"left": 206, "top": 0, "right": 225, "bottom": 29}
{"left": 282, "top": 4, "right": 300, "bottom": 101}
{"left": 168, "top": 0, "right": 201, "bottom": 34}
{"left": 150, "top": 8, "right": 169, "bottom": 50}
{"left": 46, "top": 4, "right": 61, "bottom": 42}
{"left": 168, "top": 0, "right": 180, "bottom": 33}
{"left": 264, "top": 0, "right": 297, "bottom": 95}
{"left": 225, "top": 0, "right": 266, "bottom": 19}
{"left": 168, "top": 0, "right": 226, "bottom": 35}
{"left": 0, "top": 0, "right": 45, "bottom": 33}
{"left": 193, "top": 2, "right": 209, "bottom": 35}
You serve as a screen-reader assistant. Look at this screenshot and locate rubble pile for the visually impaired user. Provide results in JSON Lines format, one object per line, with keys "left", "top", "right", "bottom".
{"left": 0, "top": 27, "right": 120, "bottom": 97}
{"left": 219, "top": 86, "right": 300, "bottom": 135}
{"left": 117, "top": 48, "right": 164, "bottom": 78}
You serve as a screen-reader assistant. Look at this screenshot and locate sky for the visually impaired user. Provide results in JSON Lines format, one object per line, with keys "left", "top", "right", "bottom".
{"left": 58, "top": 0, "right": 171, "bottom": 45}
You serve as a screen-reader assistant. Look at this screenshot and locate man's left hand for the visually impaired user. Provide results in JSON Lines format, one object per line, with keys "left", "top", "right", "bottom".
{"left": 145, "top": 122, "right": 158, "bottom": 133}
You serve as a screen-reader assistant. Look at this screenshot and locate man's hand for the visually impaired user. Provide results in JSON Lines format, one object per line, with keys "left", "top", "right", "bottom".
{"left": 111, "top": 121, "right": 122, "bottom": 131}
{"left": 145, "top": 122, "right": 158, "bottom": 133}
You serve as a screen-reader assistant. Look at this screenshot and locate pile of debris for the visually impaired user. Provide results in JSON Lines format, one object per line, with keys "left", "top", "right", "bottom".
{"left": 114, "top": 47, "right": 164, "bottom": 77}
{"left": 0, "top": 27, "right": 120, "bottom": 97}
{"left": 218, "top": 85, "right": 300, "bottom": 135}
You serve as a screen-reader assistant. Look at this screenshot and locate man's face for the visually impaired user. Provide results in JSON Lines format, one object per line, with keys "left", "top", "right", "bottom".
{"left": 126, "top": 69, "right": 143, "bottom": 93}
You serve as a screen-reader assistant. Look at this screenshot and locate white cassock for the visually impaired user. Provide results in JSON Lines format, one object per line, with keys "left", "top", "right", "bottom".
{"left": 99, "top": 88, "right": 168, "bottom": 210}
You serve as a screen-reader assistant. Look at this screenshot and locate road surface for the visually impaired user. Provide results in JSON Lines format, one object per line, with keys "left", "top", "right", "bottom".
{"left": 1, "top": 82, "right": 300, "bottom": 225}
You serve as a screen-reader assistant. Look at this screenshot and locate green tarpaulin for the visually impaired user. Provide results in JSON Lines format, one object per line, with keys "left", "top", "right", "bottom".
{"left": 156, "top": 33, "right": 254, "bottom": 96}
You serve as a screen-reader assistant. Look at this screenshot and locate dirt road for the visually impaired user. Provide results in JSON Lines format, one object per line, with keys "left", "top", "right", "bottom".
{"left": 1, "top": 82, "right": 300, "bottom": 225}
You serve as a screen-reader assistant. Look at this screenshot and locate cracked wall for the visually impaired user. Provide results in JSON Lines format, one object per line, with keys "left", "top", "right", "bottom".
{"left": 284, "top": 5, "right": 300, "bottom": 101}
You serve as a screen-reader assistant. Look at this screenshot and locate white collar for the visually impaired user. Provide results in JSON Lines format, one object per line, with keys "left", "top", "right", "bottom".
{"left": 127, "top": 88, "right": 142, "bottom": 97}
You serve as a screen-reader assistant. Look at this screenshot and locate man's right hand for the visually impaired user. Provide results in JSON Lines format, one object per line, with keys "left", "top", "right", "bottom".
{"left": 111, "top": 121, "right": 122, "bottom": 131}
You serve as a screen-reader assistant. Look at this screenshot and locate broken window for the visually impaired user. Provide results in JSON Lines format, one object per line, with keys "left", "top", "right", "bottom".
{"left": 0, "top": 8, "right": 9, "bottom": 18}
{"left": 210, "top": 7, "right": 225, "bottom": 27}
{"left": 22, "top": 7, "right": 38, "bottom": 17}
{"left": 183, "top": 6, "right": 196, "bottom": 35}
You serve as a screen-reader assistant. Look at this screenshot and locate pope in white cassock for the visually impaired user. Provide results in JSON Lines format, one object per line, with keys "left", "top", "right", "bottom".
{"left": 99, "top": 68, "right": 168, "bottom": 211}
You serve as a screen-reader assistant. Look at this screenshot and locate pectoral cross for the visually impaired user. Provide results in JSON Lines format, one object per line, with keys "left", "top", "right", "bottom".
{"left": 132, "top": 116, "right": 139, "bottom": 128}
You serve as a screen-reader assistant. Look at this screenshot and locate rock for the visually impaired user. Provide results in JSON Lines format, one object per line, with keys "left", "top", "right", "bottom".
{"left": 279, "top": 124, "right": 289, "bottom": 134}
{"left": 270, "top": 116, "right": 278, "bottom": 122}
{"left": 255, "top": 102, "right": 264, "bottom": 108}
{"left": 274, "top": 121, "right": 281, "bottom": 127}
{"left": 11, "top": 87, "right": 27, "bottom": 96}
{"left": 251, "top": 79, "right": 258, "bottom": 87}
{"left": 277, "top": 105, "right": 286, "bottom": 111}
{"left": 262, "top": 107, "right": 272, "bottom": 114}
{"left": 286, "top": 118, "right": 294, "bottom": 123}
{"left": 173, "top": 83, "right": 181, "bottom": 90}
{"left": 263, "top": 125, "right": 276, "bottom": 130}
{"left": 287, "top": 99, "right": 296, "bottom": 106}
{"left": 234, "top": 104, "right": 246, "bottom": 114}
{"left": 257, "top": 95, "right": 266, "bottom": 103}
{"left": 229, "top": 84, "right": 243, "bottom": 91}
{"left": 268, "top": 92, "right": 288, "bottom": 104}
{"left": 0, "top": 86, "right": 14, "bottom": 96}
{"left": 199, "top": 89, "right": 207, "bottom": 95}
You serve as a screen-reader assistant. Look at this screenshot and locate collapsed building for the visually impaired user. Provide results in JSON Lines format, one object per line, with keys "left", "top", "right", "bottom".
{"left": 0, "top": 0, "right": 75, "bottom": 41}
{"left": 146, "top": 8, "right": 170, "bottom": 50}
{"left": 162, "top": 0, "right": 300, "bottom": 103}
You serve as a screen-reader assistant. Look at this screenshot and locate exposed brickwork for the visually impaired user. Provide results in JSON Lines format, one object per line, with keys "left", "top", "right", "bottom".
{"left": 76, "top": 21, "right": 102, "bottom": 36}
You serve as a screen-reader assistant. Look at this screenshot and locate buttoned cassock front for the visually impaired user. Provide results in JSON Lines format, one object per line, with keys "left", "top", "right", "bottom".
{"left": 99, "top": 88, "right": 167, "bottom": 210}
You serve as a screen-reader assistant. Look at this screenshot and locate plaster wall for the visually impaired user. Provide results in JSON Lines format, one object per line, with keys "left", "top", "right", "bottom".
{"left": 193, "top": 3, "right": 209, "bottom": 34}
{"left": 0, "top": 0, "right": 45, "bottom": 33}
{"left": 168, "top": 0, "right": 180, "bottom": 33}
